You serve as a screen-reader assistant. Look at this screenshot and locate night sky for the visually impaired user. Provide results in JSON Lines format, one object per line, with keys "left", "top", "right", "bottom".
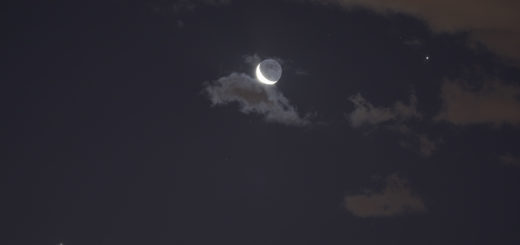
{"left": 4, "top": 0, "right": 520, "bottom": 244}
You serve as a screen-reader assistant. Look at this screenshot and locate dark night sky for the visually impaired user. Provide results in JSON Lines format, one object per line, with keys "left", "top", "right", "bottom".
{"left": 4, "top": 0, "right": 520, "bottom": 244}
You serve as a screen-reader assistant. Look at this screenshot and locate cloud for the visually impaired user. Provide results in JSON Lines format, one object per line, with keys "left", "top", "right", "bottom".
{"left": 243, "top": 54, "right": 262, "bottom": 66}
{"left": 163, "top": 0, "right": 520, "bottom": 62}
{"left": 500, "top": 154, "right": 520, "bottom": 167}
{"left": 347, "top": 92, "right": 437, "bottom": 156}
{"left": 305, "top": 0, "right": 520, "bottom": 63}
{"left": 344, "top": 174, "right": 427, "bottom": 217}
{"left": 417, "top": 134, "right": 437, "bottom": 157}
{"left": 347, "top": 92, "right": 421, "bottom": 127}
{"left": 398, "top": 132, "right": 438, "bottom": 157}
{"left": 204, "top": 72, "right": 310, "bottom": 126}
{"left": 435, "top": 80, "right": 520, "bottom": 126}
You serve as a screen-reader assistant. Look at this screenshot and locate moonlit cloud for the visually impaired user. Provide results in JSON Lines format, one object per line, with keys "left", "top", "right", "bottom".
{"left": 344, "top": 174, "right": 427, "bottom": 217}
{"left": 204, "top": 72, "right": 310, "bottom": 126}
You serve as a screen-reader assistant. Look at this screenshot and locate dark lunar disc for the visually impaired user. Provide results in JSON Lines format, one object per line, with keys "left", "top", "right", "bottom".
{"left": 259, "top": 59, "right": 282, "bottom": 82}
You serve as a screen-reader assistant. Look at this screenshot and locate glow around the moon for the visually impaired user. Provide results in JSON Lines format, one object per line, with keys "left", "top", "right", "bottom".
{"left": 256, "top": 59, "right": 282, "bottom": 85}
{"left": 256, "top": 64, "right": 277, "bottom": 85}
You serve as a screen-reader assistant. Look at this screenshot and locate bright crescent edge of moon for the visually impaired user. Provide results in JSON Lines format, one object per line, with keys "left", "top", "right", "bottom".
{"left": 256, "top": 64, "right": 277, "bottom": 85}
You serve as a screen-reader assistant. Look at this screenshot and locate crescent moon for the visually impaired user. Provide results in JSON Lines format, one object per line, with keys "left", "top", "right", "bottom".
{"left": 256, "top": 64, "right": 277, "bottom": 85}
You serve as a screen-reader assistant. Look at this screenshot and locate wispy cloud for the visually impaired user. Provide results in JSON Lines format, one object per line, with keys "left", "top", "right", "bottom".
{"left": 347, "top": 92, "right": 421, "bottom": 128}
{"left": 399, "top": 134, "right": 438, "bottom": 157}
{"left": 347, "top": 92, "right": 438, "bottom": 156}
{"left": 417, "top": 134, "right": 437, "bottom": 157}
{"left": 500, "top": 154, "right": 520, "bottom": 168}
{"left": 344, "top": 174, "right": 427, "bottom": 217}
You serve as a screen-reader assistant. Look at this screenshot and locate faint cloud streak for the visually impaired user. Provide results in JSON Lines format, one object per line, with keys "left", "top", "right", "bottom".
{"left": 344, "top": 174, "right": 427, "bottom": 217}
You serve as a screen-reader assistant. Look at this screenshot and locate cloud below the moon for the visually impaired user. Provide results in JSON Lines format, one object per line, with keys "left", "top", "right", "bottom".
{"left": 204, "top": 72, "right": 311, "bottom": 126}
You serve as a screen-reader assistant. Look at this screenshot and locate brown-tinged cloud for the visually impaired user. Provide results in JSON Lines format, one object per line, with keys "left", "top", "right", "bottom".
{"left": 500, "top": 154, "right": 520, "bottom": 167}
{"left": 167, "top": 0, "right": 520, "bottom": 63}
{"left": 435, "top": 80, "right": 520, "bottom": 125}
{"left": 204, "top": 73, "right": 310, "bottom": 126}
{"left": 344, "top": 174, "right": 427, "bottom": 217}
{"left": 306, "top": 0, "right": 520, "bottom": 63}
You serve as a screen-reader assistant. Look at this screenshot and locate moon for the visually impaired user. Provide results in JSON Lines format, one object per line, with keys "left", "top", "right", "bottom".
{"left": 256, "top": 59, "right": 282, "bottom": 85}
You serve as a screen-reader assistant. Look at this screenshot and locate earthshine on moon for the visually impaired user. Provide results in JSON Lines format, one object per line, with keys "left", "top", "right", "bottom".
{"left": 256, "top": 59, "right": 282, "bottom": 85}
